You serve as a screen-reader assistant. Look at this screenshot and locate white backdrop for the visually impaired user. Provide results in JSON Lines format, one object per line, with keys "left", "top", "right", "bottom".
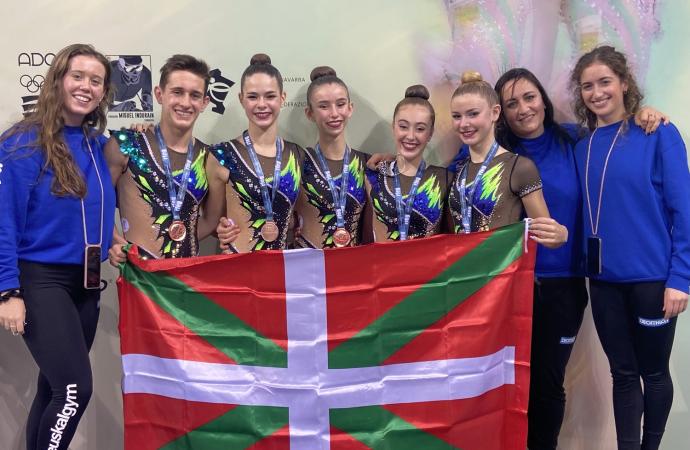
{"left": 1, "top": 1, "right": 689, "bottom": 449}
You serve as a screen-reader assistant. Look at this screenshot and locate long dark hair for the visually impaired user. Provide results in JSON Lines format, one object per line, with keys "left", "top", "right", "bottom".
{"left": 306, "top": 65, "right": 350, "bottom": 109}
{"left": 240, "top": 53, "right": 284, "bottom": 93}
{"left": 494, "top": 68, "right": 575, "bottom": 152}
{"left": 4, "top": 43, "right": 113, "bottom": 197}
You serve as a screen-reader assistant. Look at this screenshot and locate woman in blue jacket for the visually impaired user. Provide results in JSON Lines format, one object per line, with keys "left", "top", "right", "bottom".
{"left": 0, "top": 44, "right": 115, "bottom": 450}
{"left": 493, "top": 67, "right": 668, "bottom": 450}
{"left": 571, "top": 45, "right": 689, "bottom": 450}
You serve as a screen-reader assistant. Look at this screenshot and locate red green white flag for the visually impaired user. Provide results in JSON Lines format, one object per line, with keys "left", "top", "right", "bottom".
{"left": 119, "top": 222, "right": 535, "bottom": 450}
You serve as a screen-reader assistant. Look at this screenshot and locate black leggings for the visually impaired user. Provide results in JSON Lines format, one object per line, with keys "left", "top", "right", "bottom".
{"left": 527, "top": 277, "right": 588, "bottom": 450}
{"left": 589, "top": 280, "right": 676, "bottom": 450}
{"left": 19, "top": 260, "right": 100, "bottom": 450}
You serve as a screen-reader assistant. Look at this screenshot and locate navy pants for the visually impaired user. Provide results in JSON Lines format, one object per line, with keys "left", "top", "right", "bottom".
{"left": 527, "top": 277, "right": 588, "bottom": 450}
{"left": 19, "top": 260, "right": 100, "bottom": 450}
{"left": 589, "top": 280, "right": 676, "bottom": 450}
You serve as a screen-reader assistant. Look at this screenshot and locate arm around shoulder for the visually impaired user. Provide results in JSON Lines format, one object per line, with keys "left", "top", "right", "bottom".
{"left": 659, "top": 124, "right": 690, "bottom": 294}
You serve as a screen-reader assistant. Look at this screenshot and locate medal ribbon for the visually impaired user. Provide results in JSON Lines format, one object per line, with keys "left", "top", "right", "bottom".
{"left": 393, "top": 159, "right": 426, "bottom": 241}
{"left": 155, "top": 125, "right": 194, "bottom": 222}
{"left": 243, "top": 130, "right": 284, "bottom": 222}
{"left": 314, "top": 143, "right": 351, "bottom": 229}
{"left": 81, "top": 132, "right": 104, "bottom": 247}
{"left": 585, "top": 121, "right": 624, "bottom": 236}
{"left": 457, "top": 141, "right": 499, "bottom": 233}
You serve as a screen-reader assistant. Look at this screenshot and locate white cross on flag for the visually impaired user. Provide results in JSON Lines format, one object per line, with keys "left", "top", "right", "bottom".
{"left": 119, "top": 223, "right": 534, "bottom": 450}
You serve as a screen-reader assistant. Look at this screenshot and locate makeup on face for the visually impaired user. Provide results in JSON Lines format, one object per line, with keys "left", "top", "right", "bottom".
{"left": 240, "top": 72, "right": 285, "bottom": 129}
{"left": 61, "top": 55, "right": 107, "bottom": 126}
{"left": 392, "top": 104, "right": 433, "bottom": 162}
{"left": 307, "top": 83, "right": 352, "bottom": 139}
{"left": 579, "top": 62, "right": 628, "bottom": 126}
{"left": 501, "top": 78, "right": 546, "bottom": 139}
{"left": 450, "top": 93, "right": 498, "bottom": 153}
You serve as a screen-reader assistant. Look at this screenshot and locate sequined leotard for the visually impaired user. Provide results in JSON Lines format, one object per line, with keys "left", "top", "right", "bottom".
{"left": 109, "top": 128, "right": 208, "bottom": 258}
{"left": 365, "top": 161, "right": 449, "bottom": 242}
{"left": 448, "top": 152, "right": 542, "bottom": 233}
{"left": 294, "top": 147, "right": 368, "bottom": 248}
{"left": 210, "top": 137, "right": 303, "bottom": 252}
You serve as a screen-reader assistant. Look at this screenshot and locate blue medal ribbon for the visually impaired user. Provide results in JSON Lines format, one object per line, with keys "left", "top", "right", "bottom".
{"left": 154, "top": 125, "right": 194, "bottom": 222}
{"left": 242, "top": 130, "right": 284, "bottom": 222}
{"left": 393, "top": 159, "right": 426, "bottom": 241}
{"left": 313, "top": 143, "right": 351, "bottom": 229}
{"left": 457, "top": 141, "right": 499, "bottom": 233}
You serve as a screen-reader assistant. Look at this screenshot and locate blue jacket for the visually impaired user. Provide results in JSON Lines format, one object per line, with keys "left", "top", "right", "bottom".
{"left": 574, "top": 119, "right": 690, "bottom": 292}
{"left": 0, "top": 126, "right": 116, "bottom": 291}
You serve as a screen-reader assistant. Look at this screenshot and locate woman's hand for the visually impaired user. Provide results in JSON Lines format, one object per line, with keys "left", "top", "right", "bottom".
{"left": 217, "top": 217, "right": 240, "bottom": 253}
{"left": 0, "top": 297, "right": 26, "bottom": 335}
{"left": 663, "top": 287, "right": 688, "bottom": 319}
{"left": 293, "top": 212, "right": 303, "bottom": 241}
{"left": 634, "top": 106, "right": 670, "bottom": 135}
{"left": 108, "top": 243, "right": 127, "bottom": 267}
{"left": 129, "top": 123, "right": 155, "bottom": 133}
{"left": 528, "top": 217, "right": 568, "bottom": 249}
{"left": 366, "top": 153, "right": 395, "bottom": 170}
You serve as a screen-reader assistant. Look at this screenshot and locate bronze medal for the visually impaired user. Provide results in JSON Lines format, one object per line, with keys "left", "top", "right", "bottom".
{"left": 332, "top": 227, "right": 352, "bottom": 248}
{"left": 168, "top": 220, "right": 187, "bottom": 242}
{"left": 260, "top": 220, "right": 279, "bottom": 243}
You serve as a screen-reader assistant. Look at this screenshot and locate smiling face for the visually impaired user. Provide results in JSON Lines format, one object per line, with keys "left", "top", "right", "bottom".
{"left": 450, "top": 93, "right": 500, "bottom": 151}
{"left": 154, "top": 70, "right": 209, "bottom": 132}
{"left": 61, "top": 55, "right": 107, "bottom": 126}
{"left": 305, "top": 82, "right": 352, "bottom": 140}
{"left": 579, "top": 62, "right": 628, "bottom": 126}
{"left": 392, "top": 104, "right": 433, "bottom": 162}
{"left": 500, "top": 78, "right": 546, "bottom": 139}
{"left": 239, "top": 72, "right": 286, "bottom": 130}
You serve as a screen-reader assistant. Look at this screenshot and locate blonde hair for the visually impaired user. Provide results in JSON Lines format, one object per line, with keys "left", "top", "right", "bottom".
{"left": 452, "top": 70, "right": 499, "bottom": 106}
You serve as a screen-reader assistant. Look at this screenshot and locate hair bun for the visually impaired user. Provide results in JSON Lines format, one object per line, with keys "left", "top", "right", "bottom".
{"left": 250, "top": 53, "right": 272, "bottom": 66}
{"left": 310, "top": 66, "right": 337, "bottom": 82}
{"left": 461, "top": 71, "right": 483, "bottom": 84}
{"left": 404, "top": 84, "right": 430, "bottom": 100}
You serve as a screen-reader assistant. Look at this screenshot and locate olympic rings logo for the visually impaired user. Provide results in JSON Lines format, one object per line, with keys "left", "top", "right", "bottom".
{"left": 20, "top": 74, "right": 45, "bottom": 93}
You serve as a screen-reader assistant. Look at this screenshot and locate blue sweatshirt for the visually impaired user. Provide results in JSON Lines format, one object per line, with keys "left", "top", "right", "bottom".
{"left": 514, "top": 124, "right": 583, "bottom": 278}
{"left": 0, "top": 126, "right": 116, "bottom": 292}
{"left": 574, "top": 119, "right": 690, "bottom": 292}
{"left": 448, "top": 124, "right": 583, "bottom": 277}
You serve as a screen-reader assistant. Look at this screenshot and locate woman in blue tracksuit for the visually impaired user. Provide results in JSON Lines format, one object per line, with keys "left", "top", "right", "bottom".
{"left": 0, "top": 44, "right": 115, "bottom": 450}
{"left": 571, "top": 45, "right": 689, "bottom": 450}
{"left": 491, "top": 67, "right": 588, "bottom": 450}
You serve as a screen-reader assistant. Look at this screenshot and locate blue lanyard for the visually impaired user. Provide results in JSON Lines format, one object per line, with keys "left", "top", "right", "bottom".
{"left": 313, "top": 144, "right": 351, "bottom": 229}
{"left": 242, "top": 130, "right": 284, "bottom": 222}
{"left": 154, "top": 125, "right": 194, "bottom": 221}
{"left": 393, "top": 160, "right": 426, "bottom": 241}
{"left": 457, "top": 141, "right": 499, "bottom": 233}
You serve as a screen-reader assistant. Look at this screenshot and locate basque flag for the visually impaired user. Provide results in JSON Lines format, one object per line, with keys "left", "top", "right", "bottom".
{"left": 119, "top": 222, "right": 535, "bottom": 449}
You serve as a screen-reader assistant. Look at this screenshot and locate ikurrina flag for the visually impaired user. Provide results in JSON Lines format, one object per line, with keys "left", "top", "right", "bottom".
{"left": 118, "top": 222, "right": 535, "bottom": 450}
